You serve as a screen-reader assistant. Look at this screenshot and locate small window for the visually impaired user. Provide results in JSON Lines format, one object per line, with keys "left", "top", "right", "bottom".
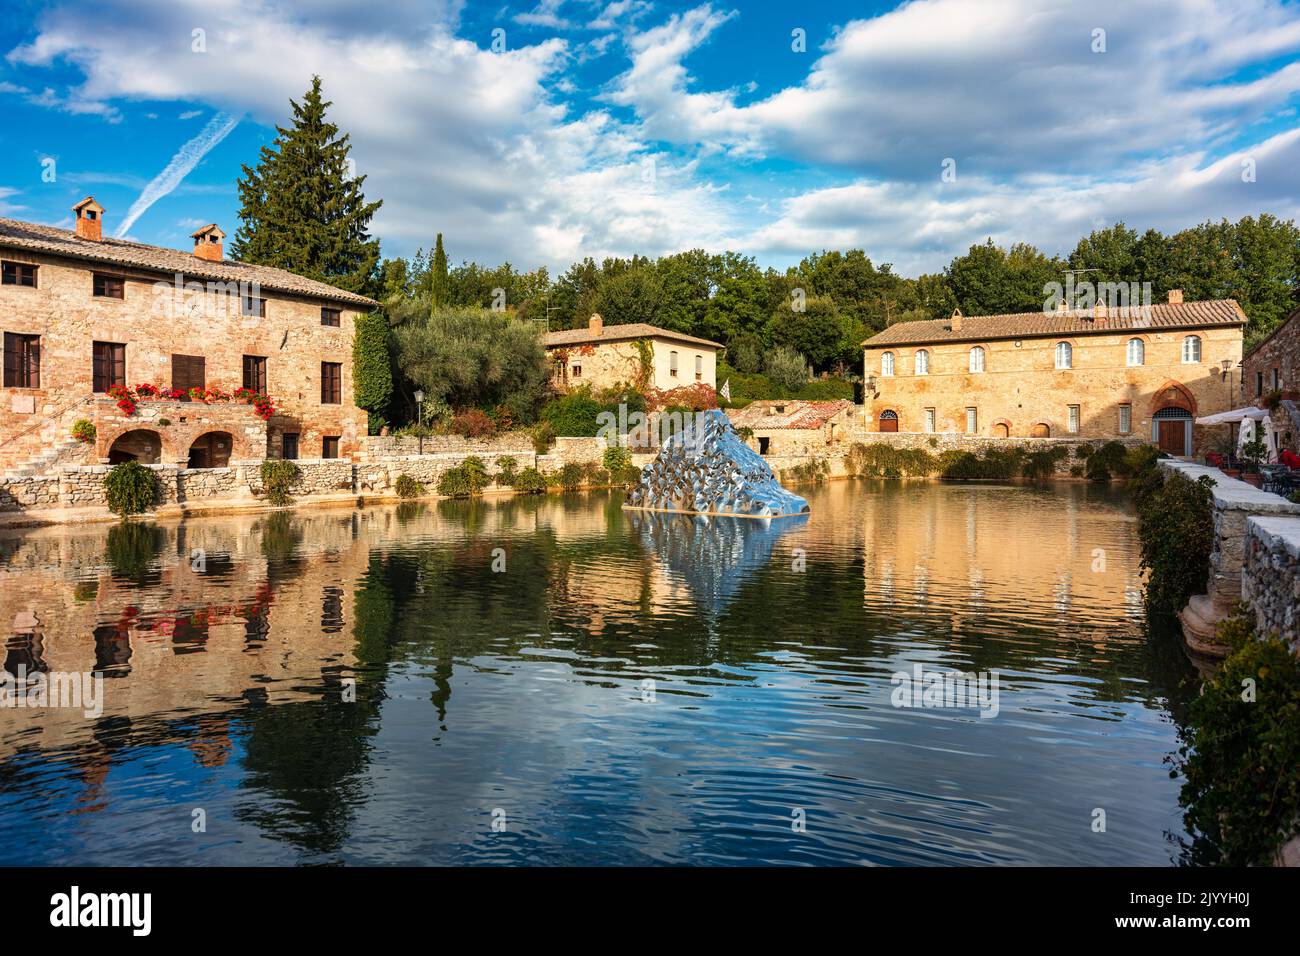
{"left": 695, "top": 354, "right": 703, "bottom": 381}
{"left": 1274, "top": 368, "right": 1281, "bottom": 390}
{"left": 571, "top": 364, "right": 582, "bottom": 378}
{"left": 670, "top": 351, "right": 678, "bottom": 377}
{"left": 1055, "top": 341, "right": 1072, "bottom": 369}
{"left": 965, "top": 407, "right": 977, "bottom": 434}
{"left": 1118, "top": 404, "right": 1132, "bottom": 434}
{"left": 3, "top": 332, "right": 40, "bottom": 388}
{"left": 969, "top": 346, "right": 985, "bottom": 373}
{"left": 322, "top": 436, "right": 340, "bottom": 459}
{"left": 881, "top": 351, "right": 895, "bottom": 376}
{"left": 241, "top": 296, "right": 267, "bottom": 318}
{"left": 1, "top": 261, "right": 38, "bottom": 287}
{"left": 282, "top": 433, "right": 299, "bottom": 460}
{"left": 321, "top": 361, "right": 342, "bottom": 404}
{"left": 172, "top": 354, "right": 206, "bottom": 393}
{"left": 242, "top": 355, "right": 268, "bottom": 394}
{"left": 758, "top": 436, "right": 770, "bottom": 455}
{"left": 321, "top": 307, "right": 341, "bottom": 327}
{"left": 1181, "top": 335, "right": 1201, "bottom": 363}
{"left": 1067, "top": 404, "right": 1080, "bottom": 434}
{"left": 924, "top": 407, "right": 936, "bottom": 433}
{"left": 1126, "top": 338, "right": 1145, "bottom": 366}
{"left": 915, "top": 349, "right": 929, "bottom": 375}
{"left": 92, "top": 273, "right": 124, "bottom": 299}
{"left": 1256, "top": 370, "right": 1264, "bottom": 397}
{"left": 93, "top": 341, "right": 126, "bottom": 393}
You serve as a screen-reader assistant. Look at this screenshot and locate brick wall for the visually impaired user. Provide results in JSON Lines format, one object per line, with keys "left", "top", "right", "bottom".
{"left": 1242, "top": 308, "right": 1298, "bottom": 402}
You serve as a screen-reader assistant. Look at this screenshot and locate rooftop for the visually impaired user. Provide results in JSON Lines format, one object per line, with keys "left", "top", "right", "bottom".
{"left": 0, "top": 215, "right": 378, "bottom": 309}
{"left": 544, "top": 322, "right": 721, "bottom": 349}
{"left": 727, "top": 399, "right": 854, "bottom": 430}
{"left": 862, "top": 299, "right": 1246, "bottom": 349}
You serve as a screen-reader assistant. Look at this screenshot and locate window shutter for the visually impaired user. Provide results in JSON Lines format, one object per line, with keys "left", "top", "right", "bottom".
{"left": 3, "top": 333, "right": 18, "bottom": 387}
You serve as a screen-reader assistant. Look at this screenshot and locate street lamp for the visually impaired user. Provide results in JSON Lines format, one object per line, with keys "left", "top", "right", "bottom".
{"left": 414, "top": 389, "right": 425, "bottom": 428}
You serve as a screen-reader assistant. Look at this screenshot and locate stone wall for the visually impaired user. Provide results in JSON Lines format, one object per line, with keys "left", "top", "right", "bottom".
{"left": 1242, "top": 307, "right": 1297, "bottom": 403}
{"left": 364, "top": 432, "right": 537, "bottom": 458}
{"left": 1242, "top": 516, "right": 1300, "bottom": 651}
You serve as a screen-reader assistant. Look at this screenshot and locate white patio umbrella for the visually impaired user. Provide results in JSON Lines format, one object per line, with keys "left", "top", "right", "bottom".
{"left": 1235, "top": 417, "right": 1278, "bottom": 464}
{"left": 1194, "top": 406, "right": 1267, "bottom": 426}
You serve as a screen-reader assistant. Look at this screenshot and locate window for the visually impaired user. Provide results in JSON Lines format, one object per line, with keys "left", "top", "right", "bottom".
{"left": 881, "top": 351, "right": 895, "bottom": 376}
{"left": 969, "top": 346, "right": 986, "bottom": 373}
{"left": 571, "top": 364, "right": 582, "bottom": 378}
{"left": 322, "top": 436, "right": 340, "bottom": 459}
{"left": 924, "top": 408, "right": 936, "bottom": 433}
{"left": 3, "top": 332, "right": 40, "bottom": 388}
{"left": 172, "top": 354, "right": 205, "bottom": 393}
{"left": 1067, "top": 404, "right": 1080, "bottom": 434}
{"left": 92, "top": 342, "right": 126, "bottom": 393}
{"left": 1257, "top": 370, "right": 1264, "bottom": 397}
{"left": 1119, "top": 404, "right": 1132, "bottom": 434}
{"left": 282, "top": 433, "right": 299, "bottom": 460}
{"left": 695, "top": 354, "right": 703, "bottom": 381}
{"left": 242, "top": 355, "right": 267, "bottom": 393}
{"left": 1126, "top": 337, "right": 1145, "bottom": 366}
{"left": 92, "top": 273, "right": 124, "bottom": 299}
{"left": 321, "top": 307, "right": 341, "bottom": 327}
{"left": 1055, "top": 341, "right": 1072, "bottom": 369}
{"left": 965, "top": 407, "right": 977, "bottom": 434}
{"left": 1182, "top": 335, "right": 1202, "bottom": 363}
{"left": 1, "top": 261, "right": 37, "bottom": 287}
{"left": 1275, "top": 368, "right": 1282, "bottom": 390}
{"left": 670, "top": 351, "right": 678, "bottom": 377}
{"left": 915, "top": 349, "right": 929, "bottom": 375}
{"left": 321, "top": 361, "right": 342, "bottom": 404}
{"left": 241, "top": 295, "right": 266, "bottom": 318}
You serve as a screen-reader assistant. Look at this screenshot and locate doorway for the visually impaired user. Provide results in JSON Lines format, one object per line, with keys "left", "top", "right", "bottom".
{"left": 1152, "top": 406, "right": 1192, "bottom": 456}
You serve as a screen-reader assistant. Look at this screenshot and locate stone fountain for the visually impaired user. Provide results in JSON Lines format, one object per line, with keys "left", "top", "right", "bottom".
{"left": 622, "top": 409, "right": 810, "bottom": 518}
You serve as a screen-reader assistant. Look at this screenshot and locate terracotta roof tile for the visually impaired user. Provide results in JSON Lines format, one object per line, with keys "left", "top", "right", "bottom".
{"left": 727, "top": 399, "right": 853, "bottom": 430}
{"left": 0, "top": 216, "right": 378, "bottom": 308}
{"left": 544, "top": 323, "right": 721, "bottom": 349}
{"left": 862, "top": 300, "right": 1246, "bottom": 348}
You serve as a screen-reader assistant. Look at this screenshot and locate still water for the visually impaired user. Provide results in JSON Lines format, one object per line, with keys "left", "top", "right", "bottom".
{"left": 0, "top": 481, "right": 1196, "bottom": 865}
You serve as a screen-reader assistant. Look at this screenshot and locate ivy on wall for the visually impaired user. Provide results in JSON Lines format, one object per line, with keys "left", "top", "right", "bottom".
{"left": 353, "top": 311, "right": 394, "bottom": 433}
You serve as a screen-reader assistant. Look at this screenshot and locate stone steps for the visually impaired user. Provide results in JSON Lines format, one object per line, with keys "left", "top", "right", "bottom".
{"left": 3, "top": 440, "right": 86, "bottom": 480}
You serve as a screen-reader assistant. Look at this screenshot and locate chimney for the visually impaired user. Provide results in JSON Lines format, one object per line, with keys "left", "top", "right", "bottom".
{"left": 1095, "top": 301, "right": 1109, "bottom": 319}
{"left": 1055, "top": 299, "right": 1070, "bottom": 312}
{"left": 191, "top": 224, "right": 225, "bottom": 262}
{"left": 589, "top": 313, "right": 603, "bottom": 337}
{"left": 949, "top": 308, "right": 963, "bottom": 333}
{"left": 1167, "top": 289, "right": 1183, "bottom": 305}
{"left": 72, "top": 197, "right": 105, "bottom": 241}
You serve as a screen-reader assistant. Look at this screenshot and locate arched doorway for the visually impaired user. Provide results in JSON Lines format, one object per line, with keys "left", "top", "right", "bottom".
{"left": 188, "top": 432, "right": 233, "bottom": 469}
{"left": 1153, "top": 406, "right": 1192, "bottom": 456}
{"left": 993, "top": 422, "right": 1010, "bottom": 438}
{"left": 879, "top": 409, "right": 899, "bottom": 433}
{"left": 1030, "top": 423, "right": 1051, "bottom": 438}
{"left": 108, "top": 430, "right": 162, "bottom": 465}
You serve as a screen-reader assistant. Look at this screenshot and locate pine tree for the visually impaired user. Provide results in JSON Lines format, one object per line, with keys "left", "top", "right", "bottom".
{"left": 231, "top": 76, "right": 382, "bottom": 296}
{"left": 430, "top": 233, "right": 449, "bottom": 314}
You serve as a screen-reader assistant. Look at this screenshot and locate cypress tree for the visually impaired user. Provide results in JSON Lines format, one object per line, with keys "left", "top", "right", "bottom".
{"left": 231, "top": 76, "right": 382, "bottom": 296}
{"left": 430, "top": 233, "right": 449, "bottom": 314}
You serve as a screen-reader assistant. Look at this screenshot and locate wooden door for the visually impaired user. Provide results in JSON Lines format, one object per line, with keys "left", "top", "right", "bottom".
{"left": 879, "top": 413, "right": 898, "bottom": 432}
{"left": 1157, "top": 420, "right": 1186, "bottom": 456}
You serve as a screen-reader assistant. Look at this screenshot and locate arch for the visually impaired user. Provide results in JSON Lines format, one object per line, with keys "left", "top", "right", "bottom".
{"left": 878, "top": 409, "right": 899, "bottom": 433}
{"left": 1149, "top": 380, "right": 1197, "bottom": 417}
{"left": 1030, "top": 422, "right": 1051, "bottom": 438}
{"left": 1152, "top": 405, "right": 1193, "bottom": 456}
{"left": 108, "top": 429, "right": 162, "bottom": 465}
{"left": 991, "top": 418, "right": 1012, "bottom": 438}
{"left": 188, "top": 431, "right": 234, "bottom": 469}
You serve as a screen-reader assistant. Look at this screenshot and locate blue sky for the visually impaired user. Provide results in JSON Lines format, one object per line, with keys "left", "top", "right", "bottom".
{"left": 2, "top": 0, "right": 1299, "bottom": 276}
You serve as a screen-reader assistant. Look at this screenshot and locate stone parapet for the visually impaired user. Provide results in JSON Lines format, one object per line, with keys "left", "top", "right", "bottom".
{"left": 1242, "top": 515, "right": 1300, "bottom": 651}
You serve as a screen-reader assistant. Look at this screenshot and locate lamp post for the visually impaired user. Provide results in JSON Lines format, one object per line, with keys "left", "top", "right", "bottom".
{"left": 414, "top": 389, "right": 425, "bottom": 455}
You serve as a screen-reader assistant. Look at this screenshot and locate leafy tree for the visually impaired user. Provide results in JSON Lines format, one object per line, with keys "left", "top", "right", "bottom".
{"left": 764, "top": 344, "right": 812, "bottom": 394}
{"left": 770, "top": 294, "right": 843, "bottom": 370}
{"left": 944, "top": 239, "right": 1063, "bottom": 315}
{"left": 231, "top": 76, "right": 382, "bottom": 296}
{"left": 429, "top": 233, "right": 449, "bottom": 311}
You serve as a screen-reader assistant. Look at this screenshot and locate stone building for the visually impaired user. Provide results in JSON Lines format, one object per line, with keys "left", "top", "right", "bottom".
{"left": 726, "top": 399, "right": 855, "bottom": 456}
{"left": 1242, "top": 306, "right": 1300, "bottom": 456}
{"left": 0, "top": 198, "right": 376, "bottom": 473}
{"left": 544, "top": 314, "right": 721, "bottom": 394}
{"left": 860, "top": 294, "right": 1246, "bottom": 456}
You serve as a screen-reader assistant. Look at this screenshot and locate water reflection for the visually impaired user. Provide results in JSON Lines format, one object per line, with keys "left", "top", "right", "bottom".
{"left": 0, "top": 483, "right": 1197, "bottom": 865}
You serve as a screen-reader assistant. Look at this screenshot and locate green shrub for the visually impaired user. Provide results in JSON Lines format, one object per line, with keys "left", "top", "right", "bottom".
{"left": 462, "top": 456, "right": 489, "bottom": 489}
{"left": 512, "top": 467, "right": 547, "bottom": 494}
{"left": 602, "top": 446, "right": 639, "bottom": 486}
{"left": 1021, "top": 450, "right": 1058, "bottom": 480}
{"left": 1075, "top": 443, "right": 1095, "bottom": 460}
{"left": 763, "top": 345, "right": 812, "bottom": 394}
{"left": 1136, "top": 471, "right": 1214, "bottom": 612}
{"left": 541, "top": 388, "right": 606, "bottom": 437}
{"left": 104, "top": 461, "right": 161, "bottom": 516}
{"left": 795, "top": 378, "right": 855, "bottom": 401}
{"left": 844, "top": 442, "right": 937, "bottom": 478}
{"left": 436, "top": 457, "right": 489, "bottom": 498}
{"left": 352, "top": 311, "right": 394, "bottom": 433}
{"left": 557, "top": 462, "right": 585, "bottom": 490}
{"left": 785, "top": 458, "right": 831, "bottom": 483}
{"left": 394, "top": 474, "right": 425, "bottom": 499}
{"left": 496, "top": 456, "right": 519, "bottom": 486}
{"left": 940, "top": 448, "right": 1024, "bottom": 480}
{"left": 260, "top": 459, "right": 301, "bottom": 507}
{"left": 1085, "top": 440, "right": 1129, "bottom": 481}
{"left": 531, "top": 421, "right": 555, "bottom": 454}
{"left": 1176, "top": 613, "right": 1300, "bottom": 865}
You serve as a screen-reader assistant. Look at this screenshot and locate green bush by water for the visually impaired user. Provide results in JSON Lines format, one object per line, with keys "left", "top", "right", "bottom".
{"left": 104, "top": 461, "right": 161, "bottom": 516}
